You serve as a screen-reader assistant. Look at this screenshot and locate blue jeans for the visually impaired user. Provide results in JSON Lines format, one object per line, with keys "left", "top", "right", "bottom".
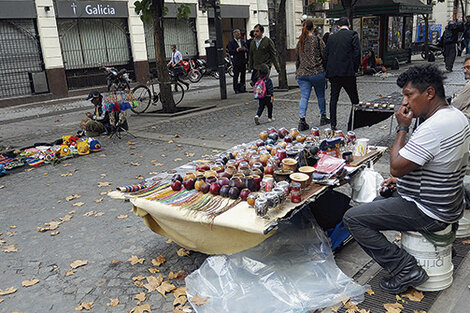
{"left": 296, "top": 72, "right": 327, "bottom": 118}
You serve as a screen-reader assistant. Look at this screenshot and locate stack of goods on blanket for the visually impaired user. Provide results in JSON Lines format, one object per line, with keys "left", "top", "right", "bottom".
{"left": 0, "top": 135, "right": 102, "bottom": 176}
{"left": 117, "top": 127, "right": 358, "bottom": 220}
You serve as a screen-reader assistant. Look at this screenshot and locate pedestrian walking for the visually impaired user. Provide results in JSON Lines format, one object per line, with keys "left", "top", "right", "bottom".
{"left": 253, "top": 64, "right": 275, "bottom": 125}
{"left": 323, "top": 17, "right": 361, "bottom": 130}
{"left": 167, "top": 44, "right": 184, "bottom": 76}
{"left": 227, "top": 29, "right": 248, "bottom": 93}
{"left": 441, "top": 20, "right": 463, "bottom": 72}
{"left": 295, "top": 20, "right": 328, "bottom": 131}
{"left": 248, "top": 24, "right": 280, "bottom": 86}
{"left": 246, "top": 30, "right": 255, "bottom": 56}
{"left": 464, "top": 16, "right": 470, "bottom": 54}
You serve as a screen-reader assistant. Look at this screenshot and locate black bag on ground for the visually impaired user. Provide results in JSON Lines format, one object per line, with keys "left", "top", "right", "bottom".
{"left": 428, "top": 53, "right": 435, "bottom": 62}
{"left": 308, "top": 189, "right": 351, "bottom": 230}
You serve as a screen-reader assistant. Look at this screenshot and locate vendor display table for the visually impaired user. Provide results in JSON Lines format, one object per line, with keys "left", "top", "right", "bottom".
{"left": 350, "top": 92, "right": 401, "bottom": 131}
{"left": 110, "top": 147, "right": 387, "bottom": 255}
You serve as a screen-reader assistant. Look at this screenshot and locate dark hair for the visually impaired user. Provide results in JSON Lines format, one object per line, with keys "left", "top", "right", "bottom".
{"left": 396, "top": 64, "right": 446, "bottom": 99}
{"left": 258, "top": 63, "right": 269, "bottom": 78}
{"left": 298, "top": 20, "right": 314, "bottom": 52}
{"left": 337, "top": 17, "right": 350, "bottom": 27}
{"left": 367, "top": 49, "right": 377, "bottom": 68}
{"left": 254, "top": 24, "right": 264, "bottom": 33}
{"left": 171, "top": 44, "right": 176, "bottom": 49}
{"left": 249, "top": 30, "right": 255, "bottom": 38}
{"left": 322, "top": 32, "right": 330, "bottom": 44}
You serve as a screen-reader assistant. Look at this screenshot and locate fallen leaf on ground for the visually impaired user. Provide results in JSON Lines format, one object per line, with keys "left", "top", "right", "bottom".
{"left": 384, "top": 302, "right": 404, "bottom": 313}
{"left": 100, "top": 191, "right": 108, "bottom": 195}
{"left": 165, "top": 239, "right": 173, "bottom": 244}
{"left": 212, "top": 149, "right": 221, "bottom": 153}
{"left": 66, "top": 194, "right": 81, "bottom": 201}
{"left": 134, "top": 292, "right": 146, "bottom": 302}
{"left": 94, "top": 212, "right": 104, "bottom": 217}
{"left": 190, "top": 293, "right": 210, "bottom": 306}
{"left": 343, "top": 299, "right": 358, "bottom": 311}
{"left": 10, "top": 225, "right": 17, "bottom": 229}
{"left": 117, "top": 214, "right": 128, "bottom": 219}
{"left": 83, "top": 211, "right": 96, "bottom": 217}
{"left": 70, "top": 260, "right": 88, "bottom": 269}
{"left": 3, "top": 244, "right": 18, "bottom": 253}
{"left": 136, "top": 175, "right": 145, "bottom": 180}
{"left": 0, "top": 287, "right": 17, "bottom": 295}
{"left": 154, "top": 163, "right": 164, "bottom": 167}
{"left": 462, "top": 239, "right": 470, "bottom": 245}
{"left": 379, "top": 125, "right": 388, "bottom": 130}
{"left": 330, "top": 305, "right": 340, "bottom": 312}
{"left": 143, "top": 274, "right": 163, "bottom": 292}
{"left": 65, "top": 269, "right": 76, "bottom": 276}
{"left": 63, "top": 163, "right": 72, "bottom": 166}
{"left": 168, "top": 140, "right": 174, "bottom": 143}
{"left": 176, "top": 248, "right": 190, "bottom": 257}
{"left": 148, "top": 172, "right": 159, "bottom": 175}
{"left": 148, "top": 268, "right": 160, "bottom": 274}
{"left": 107, "top": 297, "right": 119, "bottom": 307}
{"left": 128, "top": 141, "right": 136, "bottom": 145}
{"left": 366, "top": 289, "right": 374, "bottom": 295}
{"left": 60, "top": 214, "right": 73, "bottom": 222}
{"left": 156, "top": 280, "right": 176, "bottom": 297}
{"left": 413, "top": 311, "right": 427, "bottom": 313}
{"left": 395, "top": 295, "right": 402, "bottom": 301}
{"left": 173, "top": 295, "right": 187, "bottom": 306}
{"left": 22, "top": 278, "right": 40, "bottom": 287}
{"left": 99, "top": 154, "right": 107, "bottom": 157}
{"left": 401, "top": 288, "right": 424, "bottom": 302}
{"left": 161, "top": 154, "right": 167, "bottom": 157}
{"left": 38, "top": 221, "right": 61, "bottom": 232}
{"left": 75, "top": 302, "right": 93, "bottom": 311}
{"left": 112, "top": 259, "right": 119, "bottom": 264}
{"left": 51, "top": 231, "right": 60, "bottom": 236}
{"left": 151, "top": 254, "right": 166, "bottom": 266}
{"left": 6, "top": 231, "right": 16, "bottom": 236}
{"left": 72, "top": 202, "right": 85, "bottom": 207}
{"left": 174, "top": 158, "right": 183, "bottom": 162}
{"left": 98, "top": 182, "right": 112, "bottom": 187}
{"left": 168, "top": 270, "right": 187, "bottom": 281}
{"left": 0, "top": 185, "right": 5, "bottom": 189}
{"left": 129, "top": 304, "right": 151, "bottom": 313}
{"left": 132, "top": 275, "right": 146, "bottom": 282}
{"left": 357, "top": 309, "right": 370, "bottom": 313}
{"left": 60, "top": 173, "right": 73, "bottom": 177}
{"left": 172, "top": 308, "right": 184, "bottom": 313}
{"left": 173, "top": 286, "right": 186, "bottom": 298}
{"left": 94, "top": 198, "right": 103, "bottom": 203}
{"left": 0, "top": 299, "right": 3, "bottom": 303}
{"left": 128, "top": 255, "right": 145, "bottom": 265}
{"left": 131, "top": 162, "right": 141, "bottom": 166}
{"left": 185, "top": 152, "right": 195, "bottom": 157}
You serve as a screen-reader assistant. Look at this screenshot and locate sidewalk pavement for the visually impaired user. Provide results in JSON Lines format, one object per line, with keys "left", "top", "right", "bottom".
{"left": 0, "top": 55, "right": 469, "bottom": 313}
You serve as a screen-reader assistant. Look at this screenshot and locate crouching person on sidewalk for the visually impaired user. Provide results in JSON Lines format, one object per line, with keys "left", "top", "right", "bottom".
{"left": 343, "top": 64, "right": 470, "bottom": 294}
{"left": 80, "top": 90, "right": 111, "bottom": 137}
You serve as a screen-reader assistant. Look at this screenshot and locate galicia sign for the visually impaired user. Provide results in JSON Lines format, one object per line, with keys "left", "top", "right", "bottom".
{"left": 55, "top": 1, "right": 129, "bottom": 18}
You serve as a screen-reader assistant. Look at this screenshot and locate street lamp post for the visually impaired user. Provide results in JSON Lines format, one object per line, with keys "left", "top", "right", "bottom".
{"left": 213, "top": 0, "right": 227, "bottom": 100}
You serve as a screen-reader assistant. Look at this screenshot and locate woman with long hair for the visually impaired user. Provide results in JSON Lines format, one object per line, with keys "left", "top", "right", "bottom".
{"left": 296, "top": 20, "right": 328, "bottom": 130}
{"left": 361, "top": 49, "right": 384, "bottom": 75}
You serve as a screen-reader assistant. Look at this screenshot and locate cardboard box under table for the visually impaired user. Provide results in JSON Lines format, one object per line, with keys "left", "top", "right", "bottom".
{"left": 109, "top": 147, "right": 386, "bottom": 255}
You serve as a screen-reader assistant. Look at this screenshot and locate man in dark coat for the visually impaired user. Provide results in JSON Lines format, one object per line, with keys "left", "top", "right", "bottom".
{"left": 441, "top": 20, "right": 464, "bottom": 72}
{"left": 227, "top": 29, "right": 248, "bottom": 93}
{"left": 323, "top": 17, "right": 361, "bottom": 130}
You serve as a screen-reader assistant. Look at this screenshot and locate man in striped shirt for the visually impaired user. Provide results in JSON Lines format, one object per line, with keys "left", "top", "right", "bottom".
{"left": 344, "top": 64, "right": 470, "bottom": 294}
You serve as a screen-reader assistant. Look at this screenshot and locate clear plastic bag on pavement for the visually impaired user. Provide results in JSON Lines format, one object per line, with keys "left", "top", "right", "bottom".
{"left": 185, "top": 208, "right": 368, "bottom": 313}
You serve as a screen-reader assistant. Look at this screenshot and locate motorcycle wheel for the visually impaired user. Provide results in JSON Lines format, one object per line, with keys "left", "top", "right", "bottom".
{"left": 211, "top": 71, "right": 220, "bottom": 79}
{"left": 188, "top": 69, "right": 202, "bottom": 83}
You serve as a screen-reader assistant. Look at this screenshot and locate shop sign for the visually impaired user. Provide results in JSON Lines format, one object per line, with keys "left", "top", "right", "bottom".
{"left": 55, "top": 1, "right": 129, "bottom": 18}
{"left": 0, "top": 1, "right": 37, "bottom": 19}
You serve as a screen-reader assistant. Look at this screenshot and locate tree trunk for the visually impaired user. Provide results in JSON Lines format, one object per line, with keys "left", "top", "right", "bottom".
{"left": 276, "top": 0, "right": 288, "bottom": 89}
{"left": 152, "top": 0, "right": 176, "bottom": 113}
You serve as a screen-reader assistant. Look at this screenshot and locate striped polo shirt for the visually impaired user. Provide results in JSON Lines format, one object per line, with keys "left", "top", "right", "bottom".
{"left": 397, "top": 106, "right": 470, "bottom": 223}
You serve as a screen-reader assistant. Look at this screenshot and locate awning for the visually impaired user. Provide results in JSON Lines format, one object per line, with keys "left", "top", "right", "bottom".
{"left": 0, "top": 1, "right": 37, "bottom": 19}
{"left": 326, "top": 0, "right": 432, "bottom": 18}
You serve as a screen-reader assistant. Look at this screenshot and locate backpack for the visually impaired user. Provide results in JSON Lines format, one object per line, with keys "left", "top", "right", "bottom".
{"left": 253, "top": 78, "right": 267, "bottom": 99}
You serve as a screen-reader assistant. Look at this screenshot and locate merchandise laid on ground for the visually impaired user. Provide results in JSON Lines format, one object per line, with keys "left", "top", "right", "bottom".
{"left": 110, "top": 126, "right": 386, "bottom": 254}
{"left": 0, "top": 135, "right": 102, "bottom": 176}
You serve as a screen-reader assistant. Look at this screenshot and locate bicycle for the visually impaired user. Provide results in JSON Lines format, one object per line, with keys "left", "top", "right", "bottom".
{"left": 130, "top": 75, "right": 185, "bottom": 114}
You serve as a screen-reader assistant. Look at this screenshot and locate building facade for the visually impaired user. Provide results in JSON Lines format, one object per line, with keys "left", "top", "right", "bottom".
{"left": 0, "top": 0, "right": 303, "bottom": 102}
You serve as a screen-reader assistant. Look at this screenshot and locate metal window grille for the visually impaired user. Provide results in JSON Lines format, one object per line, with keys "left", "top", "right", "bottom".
{"left": 0, "top": 19, "right": 44, "bottom": 99}
{"left": 145, "top": 18, "right": 198, "bottom": 61}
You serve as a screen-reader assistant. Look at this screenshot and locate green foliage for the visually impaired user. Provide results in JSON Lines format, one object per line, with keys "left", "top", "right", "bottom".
{"left": 134, "top": 0, "right": 191, "bottom": 24}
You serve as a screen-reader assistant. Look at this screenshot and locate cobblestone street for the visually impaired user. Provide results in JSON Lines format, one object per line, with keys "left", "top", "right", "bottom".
{"left": 1, "top": 57, "right": 470, "bottom": 312}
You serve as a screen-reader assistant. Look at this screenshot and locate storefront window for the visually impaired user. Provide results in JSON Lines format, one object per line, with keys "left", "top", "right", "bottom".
{"left": 388, "top": 16, "right": 404, "bottom": 51}
{"left": 361, "top": 16, "right": 380, "bottom": 57}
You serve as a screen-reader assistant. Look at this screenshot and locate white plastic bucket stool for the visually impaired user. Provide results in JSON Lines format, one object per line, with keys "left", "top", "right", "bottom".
{"left": 401, "top": 225, "right": 453, "bottom": 292}
{"left": 456, "top": 210, "right": 470, "bottom": 238}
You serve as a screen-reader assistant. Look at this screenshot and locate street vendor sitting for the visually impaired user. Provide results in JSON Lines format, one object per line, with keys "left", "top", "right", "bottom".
{"left": 80, "top": 90, "right": 111, "bottom": 137}
{"left": 343, "top": 64, "right": 470, "bottom": 294}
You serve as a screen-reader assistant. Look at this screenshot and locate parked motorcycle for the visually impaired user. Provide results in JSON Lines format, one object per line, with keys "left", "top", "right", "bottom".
{"left": 193, "top": 58, "right": 220, "bottom": 79}
{"left": 224, "top": 56, "right": 234, "bottom": 77}
{"left": 171, "top": 59, "right": 202, "bottom": 83}
{"left": 420, "top": 44, "right": 443, "bottom": 60}
{"left": 101, "top": 66, "right": 130, "bottom": 91}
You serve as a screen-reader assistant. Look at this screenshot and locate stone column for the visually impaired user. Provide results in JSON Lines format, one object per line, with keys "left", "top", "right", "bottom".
{"left": 35, "top": 0, "right": 68, "bottom": 97}
{"left": 128, "top": 1, "right": 149, "bottom": 83}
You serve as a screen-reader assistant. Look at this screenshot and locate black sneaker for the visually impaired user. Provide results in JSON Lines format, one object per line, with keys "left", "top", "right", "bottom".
{"left": 379, "top": 263, "right": 429, "bottom": 294}
{"left": 298, "top": 119, "right": 310, "bottom": 131}
{"left": 320, "top": 115, "right": 330, "bottom": 126}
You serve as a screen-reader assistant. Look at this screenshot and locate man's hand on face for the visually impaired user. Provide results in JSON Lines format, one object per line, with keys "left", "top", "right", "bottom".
{"left": 395, "top": 105, "right": 414, "bottom": 127}
{"left": 85, "top": 112, "right": 92, "bottom": 118}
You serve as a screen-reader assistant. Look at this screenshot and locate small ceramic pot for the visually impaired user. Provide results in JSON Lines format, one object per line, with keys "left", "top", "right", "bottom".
{"left": 196, "top": 162, "right": 210, "bottom": 171}
{"left": 252, "top": 175, "right": 262, "bottom": 191}
{"left": 278, "top": 127, "right": 289, "bottom": 138}
{"left": 289, "top": 172, "right": 310, "bottom": 188}
{"left": 267, "top": 127, "right": 277, "bottom": 134}
{"left": 204, "top": 170, "right": 217, "bottom": 179}
{"left": 296, "top": 134, "right": 306, "bottom": 143}
{"left": 249, "top": 155, "right": 261, "bottom": 167}
{"left": 298, "top": 166, "right": 315, "bottom": 185}
{"left": 259, "top": 151, "right": 271, "bottom": 166}
{"left": 194, "top": 175, "right": 206, "bottom": 191}
{"left": 225, "top": 165, "right": 237, "bottom": 176}
{"left": 259, "top": 131, "right": 269, "bottom": 141}
{"left": 273, "top": 169, "right": 293, "bottom": 182}
{"left": 252, "top": 162, "right": 264, "bottom": 173}
{"left": 284, "top": 134, "right": 293, "bottom": 143}
{"left": 239, "top": 166, "right": 251, "bottom": 177}
{"left": 255, "top": 139, "right": 265, "bottom": 147}
{"left": 183, "top": 172, "right": 195, "bottom": 182}
{"left": 243, "top": 176, "right": 255, "bottom": 191}
{"left": 218, "top": 177, "right": 230, "bottom": 186}
{"left": 282, "top": 158, "right": 298, "bottom": 172}
{"left": 289, "top": 128, "right": 300, "bottom": 138}
{"left": 276, "top": 148, "right": 287, "bottom": 161}
{"left": 206, "top": 175, "right": 217, "bottom": 184}
{"left": 211, "top": 165, "right": 224, "bottom": 173}
{"left": 229, "top": 177, "right": 243, "bottom": 189}
{"left": 239, "top": 161, "right": 249, "bottom": 168}
{"left": 217, "top": 171, "right": 231, "bottom": 180}
{"left": 232, "top": 173, "right": 245, "bottom": 179}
